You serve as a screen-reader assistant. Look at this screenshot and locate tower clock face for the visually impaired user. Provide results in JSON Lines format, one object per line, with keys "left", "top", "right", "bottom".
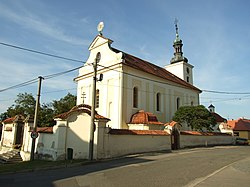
{"left": 186, "top": 67, "right": 189, "bottom": 74}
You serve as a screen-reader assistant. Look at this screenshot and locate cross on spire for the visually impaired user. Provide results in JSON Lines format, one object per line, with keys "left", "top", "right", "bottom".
{"left": 174, "top": 18, "right": 179, "bottom": 36}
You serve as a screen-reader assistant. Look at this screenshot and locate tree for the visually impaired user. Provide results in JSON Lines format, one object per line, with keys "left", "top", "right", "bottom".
{"left": 0, "top": 92, "right": 77, "bottom": 127}
{"left": 1, "top": 93, "right": 36, "bottom": 120}
{"left": 38, "top": 103, "right": 55, "bottom": 127}
{"left": 52, "top": 93, "right": 76, "bottom": 115}
{"left": 173, "top": 105, "right": 216, "bottom": 131}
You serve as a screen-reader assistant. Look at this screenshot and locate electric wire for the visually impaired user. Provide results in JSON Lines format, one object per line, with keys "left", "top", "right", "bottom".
{"left": 0, "top": 42, "right": 85, "bottom": 64}
{"left": 0, "top": 66, "right": 82, "bottom": 93}
{"left": 1, "top": 41, "right": 250, "bottom": 103}
{"left": 43, "top": 66, "right": 82, "bottom": 80}
{"left": 0, "top": 78, "right": 38, "bottom": 93}
{"left": 1, "top": 41, "right": 249, "bottom": 95}
{"left": 202, "top": 89, "right": 250, "bottom": 95}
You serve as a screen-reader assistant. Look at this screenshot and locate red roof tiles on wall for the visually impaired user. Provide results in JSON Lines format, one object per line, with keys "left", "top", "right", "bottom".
{"left": 54, "top": 104, "right": 110, "bottom": 121}
{"left": 109, "top": 129, "right": 169, "bottom": 136}
{"left": 2, "top": 115, "right": 25, "bottom": 124}
{"left": 37, "top": 127, "right": 53, "bottom": 134}
{"left": 180, "top": 131, "right": 231, "bottom": 136}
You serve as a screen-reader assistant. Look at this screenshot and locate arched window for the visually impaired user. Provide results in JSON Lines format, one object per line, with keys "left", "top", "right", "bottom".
{"left": 156, "top": 92, "right": 161, "bottom": 111}
{"left": 191, "top": 101, "right": 194, "bottom": 106}
{"left": 133, "top": 87, "right": 138, "bottom": 108}
{"left": 96, "top": 89, "right": 100, "bottom": 108}
{"left": 177, "top": 97, "right": 180, "bottom": 110}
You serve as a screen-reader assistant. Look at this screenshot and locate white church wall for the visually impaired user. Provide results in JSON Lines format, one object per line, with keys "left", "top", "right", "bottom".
{"left": 76, "top": 64, "right": 123, "bottom": 129}
{"left": 124, "top": 66, "right": 199, "bottom": 125}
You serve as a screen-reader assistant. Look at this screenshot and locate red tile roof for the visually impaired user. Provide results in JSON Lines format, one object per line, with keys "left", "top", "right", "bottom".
{"left": 2, "top": 115, "right": 25, "bottom": 124}
{"left": 227, "top": 118, "right": 250, "bottom": 131}
{"left": 211, "top": 112, "right": 226, "bottom": 123}
{"left": 111, "top": 48, "right": 201, "bottom": 93}
{"left": 37, "top": 127, "right": 53, "bottom": 134}
{"left": 180, "top": 131, "right": 231, "bottom": 136}
{"left": 109, "top": 129, "right": 169, "bottom": 136}
{"left": 164, "top": 121, "right": 178, "bottom": 127}
{"left": 3, "top": 117, "right": 16, "bottom": 124}
{"left": 54, "top": 104, "right": 110, "bottom": 121}
{"left": 129, "top": 110, "right": 163, "bottom": 125}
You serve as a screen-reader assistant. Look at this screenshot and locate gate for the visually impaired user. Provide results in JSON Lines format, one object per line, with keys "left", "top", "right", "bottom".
{"left": 15, "top": 123, "right": 24, "bottom": 146}
{"left": 171, "top": 128, "right": 180, "bottom": 150}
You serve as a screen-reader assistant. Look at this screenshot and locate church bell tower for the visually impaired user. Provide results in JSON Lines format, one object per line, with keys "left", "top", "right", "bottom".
{"left": 165, "top": 19, "right": 194, "bottom": 85}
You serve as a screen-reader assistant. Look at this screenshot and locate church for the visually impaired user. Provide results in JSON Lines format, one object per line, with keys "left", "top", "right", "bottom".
{"left": 74, "top": 22, "right": 201, "bottom": 129}
{"left": 2, "top": 24, "right": 235, "bottom": 162}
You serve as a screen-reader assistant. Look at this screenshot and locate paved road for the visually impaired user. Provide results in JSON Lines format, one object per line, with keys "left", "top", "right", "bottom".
{"left": 0, "top": 146, "right": 249, "bottom": 187}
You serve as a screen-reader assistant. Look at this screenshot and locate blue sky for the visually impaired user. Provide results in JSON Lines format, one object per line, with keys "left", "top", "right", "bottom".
{"left": 0, "top": 0, "right": 250, "bottom": 120}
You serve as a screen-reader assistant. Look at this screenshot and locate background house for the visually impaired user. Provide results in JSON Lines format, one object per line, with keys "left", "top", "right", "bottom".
{"left": 208, "top": 104, "right": 227, "bottom": 132}
{"left": 227, "top": 118, "right": 250, "bottom": 142}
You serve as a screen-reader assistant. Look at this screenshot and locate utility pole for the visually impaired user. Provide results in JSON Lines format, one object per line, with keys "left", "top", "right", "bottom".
{"left": 89, "top": 52, "right": 101, "bottom": 160}
{"left": 30, "top": 76, "right": 43, "bottom": 161}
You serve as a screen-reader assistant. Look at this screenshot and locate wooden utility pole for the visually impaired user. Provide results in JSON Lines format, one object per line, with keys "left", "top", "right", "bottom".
{"left": 30, "top": 76, "right": 43, "bottom": 161}
{"left": 89, "top": 52, "right": 101, "bottom": 160}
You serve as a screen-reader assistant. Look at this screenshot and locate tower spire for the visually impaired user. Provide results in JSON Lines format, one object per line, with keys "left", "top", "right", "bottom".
{"left": 170, "top": 19, "right": 188, "bottom": 64}
{"left": 174, "top": 18, "right": 180, "bottom": 41}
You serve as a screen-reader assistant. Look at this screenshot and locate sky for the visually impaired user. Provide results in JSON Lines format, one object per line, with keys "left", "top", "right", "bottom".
{"left": 0, "top": 0, "right": 250, "bottom": 120}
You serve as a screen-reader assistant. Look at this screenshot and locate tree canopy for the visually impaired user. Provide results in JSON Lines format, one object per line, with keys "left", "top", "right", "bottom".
{"left": 172, "top": 105, "right": 217, "bottom": 131}
{"left": 0, "top": 92, "right": 76, "bottom": 127}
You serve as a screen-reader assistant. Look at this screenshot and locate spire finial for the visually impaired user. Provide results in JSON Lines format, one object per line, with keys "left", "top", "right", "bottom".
{"left": 174, "top": 18, "right": 179, "bottom": 37}
{"left": 97, "top": 22, "right": 104, "bottom": 36}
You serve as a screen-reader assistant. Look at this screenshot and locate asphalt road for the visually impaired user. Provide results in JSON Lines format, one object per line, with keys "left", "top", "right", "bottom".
{"left": 0, "top": 146, "right": 249, "bottom": 187}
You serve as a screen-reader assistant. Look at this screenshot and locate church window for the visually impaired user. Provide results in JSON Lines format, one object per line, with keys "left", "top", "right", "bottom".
{"left": 133, "top": 87, "right": 138, "bottom": 108}
{"left": 156, "top": 92, "right": 161, "bottom": 111}
{"left": 96, "top": 89, "right": 100, "bottom": 108}
{"left": 177, "top": 97, "right": 180, "bottom": 110}
{"left": 191, "top": 101, "right": 194, "bottom": 106}
{"left": 187, "top": 76, "right": 189, "bottom": 83}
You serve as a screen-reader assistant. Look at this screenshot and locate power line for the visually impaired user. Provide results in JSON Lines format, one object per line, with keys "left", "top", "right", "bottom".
{"left": 2, "top": 41, "right": 249, "bottom": 96}
{"left": 0, "top": 78, "right": 38, "bottom": 93}
{"left": 98, "top": 64, "right": 250, "bottom": 96}
{"left": 97, "top": 64, "right": 199, "bottom": 91}
{"left": 0, "top": 42, "right": 85, "bottom": 64}
{"left": 42, "top": 88, "right": 76, "bottom": 94}
{"left": 43, "top": 66, "right": 82, "bottom": 80}
{"left": 202, "top": 89, "right": 250, "bottom": 95}
{"left": 0, "top": 66, "right": 82, "bottom": 93}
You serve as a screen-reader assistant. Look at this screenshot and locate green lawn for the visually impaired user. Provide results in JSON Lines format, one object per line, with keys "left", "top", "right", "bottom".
{"left": 0, "top": 159, "right": 87, "bottom": 174}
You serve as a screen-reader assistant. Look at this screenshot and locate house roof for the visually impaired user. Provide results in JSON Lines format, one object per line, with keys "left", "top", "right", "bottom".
{"left": 111, "top": 47, "right": 201, "bottom": 93}
{"left": 227, "top": 118, "right": 250, "bottom": 131}
{"left": 109, "top": 129, "right": 169, "bottom": 136}
{"left": 129, "top": 110, "right": 164, "bottom": 125}
{"left": 54, "top": 104, "right": 110, "bottom": 121}
{"left": 211, "top": 112, "right": 227, "bottom": 123}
